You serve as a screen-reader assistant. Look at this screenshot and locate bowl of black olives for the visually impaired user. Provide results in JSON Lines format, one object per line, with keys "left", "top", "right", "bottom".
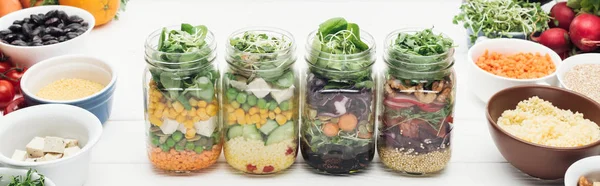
{"left": 0, "top": 5, "right": 94, "bottom": 67}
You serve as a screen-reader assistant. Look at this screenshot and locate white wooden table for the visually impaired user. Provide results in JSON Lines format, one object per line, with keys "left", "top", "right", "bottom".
{"left": 3, "top": 0, "right": 566, "bottom": 185}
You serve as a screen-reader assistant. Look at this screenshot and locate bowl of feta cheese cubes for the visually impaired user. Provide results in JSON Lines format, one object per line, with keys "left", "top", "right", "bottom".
{"left": 0, "top": 104, "right": 102, "bottom": 186}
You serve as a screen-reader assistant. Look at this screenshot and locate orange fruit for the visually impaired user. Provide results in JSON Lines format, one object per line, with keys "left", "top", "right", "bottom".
{"left": 59, "top": 0, "right": 120, "bottom": 27}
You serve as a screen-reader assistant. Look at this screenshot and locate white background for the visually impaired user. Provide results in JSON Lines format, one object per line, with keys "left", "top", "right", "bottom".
{"left": 2, "top": 0, "right": 566, "bottom": 185}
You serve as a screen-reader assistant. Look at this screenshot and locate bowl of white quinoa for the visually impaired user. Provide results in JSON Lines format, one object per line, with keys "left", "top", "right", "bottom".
{"left": 486, "top": 85, "right": 600, "bottom": 180}
{"left": 558, "top": 54, "right": 600, "bottom": 104}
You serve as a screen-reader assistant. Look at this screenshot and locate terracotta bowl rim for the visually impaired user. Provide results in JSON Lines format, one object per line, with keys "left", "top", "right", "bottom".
{"left": 486, "top": 85, "right": 600, "bottom": 151}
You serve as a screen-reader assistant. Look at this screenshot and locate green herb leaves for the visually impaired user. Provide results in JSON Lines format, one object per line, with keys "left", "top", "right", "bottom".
{"left": 568, "top": 0, "right": 600, "bottom": 16}
{"left": 7, "top": 169, "right": 45, "bottom": 186}
{"left": 392, "top": 29, "right": 454, "bottom": 56}
{"left": 453, "top": 0, "right": 551, "bottom": 44}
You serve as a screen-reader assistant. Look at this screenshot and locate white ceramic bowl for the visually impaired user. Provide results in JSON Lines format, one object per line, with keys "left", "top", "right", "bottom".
{"left": 0, "top": 168, "right": 56, "bottom": 186}
{"left": 0, "top": 104, "right": 102, "bottom": 186}
{"left": 19, "top": 54, "right": 117, "bottom": 124}
{"left": 557, "top": 53, "right": 600, "bottom": 89}
{"left": 0, "top": 5, "right": 95, "bottom": 67}
{"left": 565, "top": 156, "right": 600, "bottom": 186}
{"left": 467, "top": 38, "right": 562, "bottom": 103}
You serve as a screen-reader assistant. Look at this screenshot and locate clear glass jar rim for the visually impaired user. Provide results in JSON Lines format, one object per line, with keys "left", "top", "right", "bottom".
{"left": 144, "top": 25, "right": 218, "bottom": 64}
{"left": 385, "top": 60, "right": 455, "bottom": 74}
{"left": 226, "top": 26, "right": 296, "bottom": 56}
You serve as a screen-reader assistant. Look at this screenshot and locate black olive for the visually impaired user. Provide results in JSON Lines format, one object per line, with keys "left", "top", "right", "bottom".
{"left": 13, "top": 20, "right": 23, "bottom": 25}
{"left": 4, "top": 34, "right": 17, "bottom": 42}
{"left": 32, "top": 36, "right": 42, "bottom": 43}
{"left": 41, "top": 34, "right": 56, "bottom": 41}
{"left": 67, "top": 15, "right": 84, "bottom": 23}
{"left": 58, "top": 36, "right": 67, "bottom": 42}
{"left": 11, "top": 40, "right": 27, "bottom": 46}
{"left": 0, "top": 30, "right": 11, "bottom": 36}
{"left": 42, "top": 40, "right": 59, "bottom": 45}
{"left": 8, "top": 24, "right": 22, "bottom": 32}
{"left": 66, "top": 23, "right": 81, "bottom": 29}
{"left": 30, "top": 14, "right": 44, "bottom": 24}
{"left": 45, "top": 17, "right": 60, "bottom": 26}
{"left": 22, "top": 24, "right": 34, "bottom": 36}
{"left": 66, "top": 32, "right": 79, "bottom": 39}
{"left": 57, "top": 23, "right": 65, "bottom": 29}
{"left": 57, "top": 11, "right": 68, "bottom": 21}
{"left": 45, "top": 10, "right": 58, "bottom": 19}
{"left": 47, "top": 27, "right": 63, "bottom": 36}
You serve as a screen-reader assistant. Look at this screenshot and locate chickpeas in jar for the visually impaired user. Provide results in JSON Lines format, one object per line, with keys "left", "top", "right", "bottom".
{"left": 144, "top": 24, "right": 222, "bottom": 173}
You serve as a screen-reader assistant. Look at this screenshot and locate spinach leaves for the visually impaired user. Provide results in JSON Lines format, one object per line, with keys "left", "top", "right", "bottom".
{"left": 309, "top": 17, "right": 374, "bottom": 84}
{"left": 148, "top": 24, "right": 218, "bottom": 109}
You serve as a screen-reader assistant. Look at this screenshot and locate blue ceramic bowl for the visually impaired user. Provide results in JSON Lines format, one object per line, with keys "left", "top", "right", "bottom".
{"left": 19, "top": 55, "right": 117, "bottom": 124}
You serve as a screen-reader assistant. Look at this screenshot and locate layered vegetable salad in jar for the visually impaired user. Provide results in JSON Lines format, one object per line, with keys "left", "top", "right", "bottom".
{"left": 223, "top": 27, "right": 299, "bottom": 174}
{"left": 301, "top": 18, "right": 377, "bottom": 174}
{"left": 143, "top": 24, "right": 222, "bottom": 172}
{"left": 379, "top": 28, "right": 456, "bottom": 175}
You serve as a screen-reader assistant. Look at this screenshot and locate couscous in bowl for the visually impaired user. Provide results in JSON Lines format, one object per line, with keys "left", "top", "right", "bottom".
{"left": 486, "top": 85, "right": 600, "bottom": 180}
{"left": 19, "top": 55, "right": 117, "bottom": 124}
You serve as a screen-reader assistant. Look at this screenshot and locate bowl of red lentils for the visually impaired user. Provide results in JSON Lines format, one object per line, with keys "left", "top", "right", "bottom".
{"left": 18, "top": 54, "right": 117, "bottom": 124}
{"left": 557, "top": 53, "right": 600, "bottom": 104}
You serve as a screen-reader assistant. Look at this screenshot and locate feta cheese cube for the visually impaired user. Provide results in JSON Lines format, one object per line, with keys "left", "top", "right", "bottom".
{"left": 177, "top": 123, "right": 187, "bottom": 134}
{"left": 63, "top": 139, "right": 79, "bottom": 148}
{"left": 270, "top": 86, "right": 295, "bottom": 104}
{"left": 11, "top": 150, "right": 27, "bottom": 161}
{"left": 159, "top": 119, "right": 178, "bottom": 135}
{"left": 26, "top": 137, "right": 45, "bottom": 158}
{"left": 43, "top": 136, "right": 65, "bottom": 154}
{"left": 63, "top": 146, "right": 81, "bottom": 157}
{"left": 247, "top": 78, "right": 271, "bottom": 98}
{"left": 195, "top": 117, "right": 216, "bottom": 137}
{"left": 25, "top": 157, "right": 45, "bottom": 163}
{"left": 43, "top": 153, "right": 63, "bottom": 162}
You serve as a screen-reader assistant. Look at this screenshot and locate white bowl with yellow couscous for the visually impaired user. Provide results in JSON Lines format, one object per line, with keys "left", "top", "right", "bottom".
{"left": 19, "top": 54, "right": 117, "bottom": 124}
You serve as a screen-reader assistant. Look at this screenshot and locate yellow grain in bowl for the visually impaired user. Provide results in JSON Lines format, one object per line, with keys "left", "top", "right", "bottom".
{"left": 497, "top": 96, "right": 600, "bottom": 147}
{"left": 36, "top": 78, "right": 105, "bottom": 101}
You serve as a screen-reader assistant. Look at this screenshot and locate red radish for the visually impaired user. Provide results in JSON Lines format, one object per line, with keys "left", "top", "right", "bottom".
{"left": 549, "top": 2, "right": 576, "bottom": 30}
{"left": 569, "top": 13, "right": 600, "bottom": 52}
{"left": 531, "top": 28, "right": 571, "bottom": 59}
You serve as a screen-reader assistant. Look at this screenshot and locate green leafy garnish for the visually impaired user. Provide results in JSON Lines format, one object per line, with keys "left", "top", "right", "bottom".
{"left": 309, "top": 17, "right": 374, "bottom": 84}
{"left": 6, "top": 169, "right": 45, "bottom": 186}
{"left": 453, "top": 0, "right": 551, "bottom": 44}
{"left": 227, "top": 31, "right": 295, "bottom": 88}
{"left": 392, "top": 28, "right": 454, "bottom": 56}
{"left": 567, "top": 0, "right": 600, "bottom": 16}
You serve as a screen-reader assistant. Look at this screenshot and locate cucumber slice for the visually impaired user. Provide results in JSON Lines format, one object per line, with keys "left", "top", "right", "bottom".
{"left": 266, "top": 121, "right": 294, "bottom": 145}
{"left": 227, "top": 125, "right": 243, "bottom": 140}
{"left": 243, "top": 124, "right": 263, "bottom": 141}
{"left": 259, "top": 120, "right": 279, "bottom": 135}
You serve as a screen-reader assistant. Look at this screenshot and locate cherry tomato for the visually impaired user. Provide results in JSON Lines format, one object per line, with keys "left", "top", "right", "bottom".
{"left": 3, "top": 67, "right": 26, "bottom": 94}
{"left": 0, "top": 63, "right": 10, "bottom": 74}
{"left": 3, "top": 97, "right": 25, "bottom": 115}
{"left": 0, "top": 80, "right": 15, "bottom": 109}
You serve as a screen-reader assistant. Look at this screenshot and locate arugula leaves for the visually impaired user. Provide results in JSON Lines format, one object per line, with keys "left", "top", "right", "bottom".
{"left": 148, "top": 24, "right": 218, "bottom": 109}
{"left": 568, "top": 0, "right": 600, "bottom": 16}
{"left": 453, "top": 0, "right": 551, "bottom": 44}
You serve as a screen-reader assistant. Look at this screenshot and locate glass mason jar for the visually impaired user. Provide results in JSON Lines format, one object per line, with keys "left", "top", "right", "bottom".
{"left": 378, "top": 29, "right": 456, "bottom": 175}
{"left": 301, "top": 29, "right": 377, "bottom": 174}
{"left": 223, "top": 27, "right": 299, "bottom": 174}
{"left": 143, "top": 26, "right": 222, "bottom": 172}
